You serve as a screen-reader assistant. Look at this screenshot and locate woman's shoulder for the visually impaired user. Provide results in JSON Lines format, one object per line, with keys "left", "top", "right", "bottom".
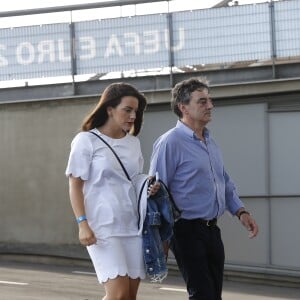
{"left": 72, "top": 131, "right": 91, "bottom": 141}
{"left": 71, "top": 131, "right": 94, "bottom": 148}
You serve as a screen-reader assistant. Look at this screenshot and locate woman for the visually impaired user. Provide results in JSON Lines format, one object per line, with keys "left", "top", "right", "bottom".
{"left": 65, "top": 82, "right": 159, "bottom": 300}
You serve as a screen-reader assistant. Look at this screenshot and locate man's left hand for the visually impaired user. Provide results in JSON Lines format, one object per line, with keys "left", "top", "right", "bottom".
{"left": 240, "top": 213, "right": 259, "bottom": 239}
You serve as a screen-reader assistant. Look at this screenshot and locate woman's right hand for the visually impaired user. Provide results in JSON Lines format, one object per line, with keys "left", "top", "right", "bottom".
{"left": 78, "top": 222, "right": 97, "bottom": 246}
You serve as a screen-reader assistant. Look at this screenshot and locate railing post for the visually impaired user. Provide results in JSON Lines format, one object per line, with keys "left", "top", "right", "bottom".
{"left": 69, "top": 13, "right": 77, "bottom": 95}
{"left": 167, "top": 12, "right": 174, "bottom": 88}
{"left": 269, "top": 0, "right": 277, "bottom": 79}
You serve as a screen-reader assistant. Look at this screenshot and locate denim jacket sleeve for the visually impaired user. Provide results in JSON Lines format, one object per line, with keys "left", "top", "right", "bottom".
{"left": 141, "top": 181, "right": 175, "bottom": 282}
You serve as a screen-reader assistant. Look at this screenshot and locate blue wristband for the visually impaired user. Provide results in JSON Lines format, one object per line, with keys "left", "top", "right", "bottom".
{"left": 76, "top": 215, "right": 87, "bottom": 224}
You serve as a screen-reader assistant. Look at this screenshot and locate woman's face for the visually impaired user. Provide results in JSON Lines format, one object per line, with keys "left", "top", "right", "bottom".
{"left": 108, "top": 96, "right": 139, "bottom": 133}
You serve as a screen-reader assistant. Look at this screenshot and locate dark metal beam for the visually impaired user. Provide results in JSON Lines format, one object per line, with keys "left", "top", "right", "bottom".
{"left": 0, "top": 0, "right": 170, "bottom": 17}
{"left": 1, "top": 63, "right": 300, "bottom": 104}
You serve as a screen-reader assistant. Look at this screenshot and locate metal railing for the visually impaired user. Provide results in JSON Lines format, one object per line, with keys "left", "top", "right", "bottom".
{"left": 0, "top": 0, "right": 299, "bottom": 86}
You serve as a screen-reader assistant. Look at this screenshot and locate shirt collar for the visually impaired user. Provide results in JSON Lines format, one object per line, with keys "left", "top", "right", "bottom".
{"left": 176, "top": 120, "right": 210, "bottom": 140}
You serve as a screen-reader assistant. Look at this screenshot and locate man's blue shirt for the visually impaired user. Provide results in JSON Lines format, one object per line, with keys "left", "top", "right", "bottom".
{"left": 149, "top": 120, "right": 244, "bottom": 220}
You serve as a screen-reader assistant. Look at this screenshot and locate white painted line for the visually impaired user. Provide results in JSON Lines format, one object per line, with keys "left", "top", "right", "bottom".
{"left": 0, "top": 280, "right": 28, "bottom": 286}
{"left": 72, "top": 271, "right": 96, "bottom": 276}
{"left": 159, "top": 287, "right": 186, "bottom": 292}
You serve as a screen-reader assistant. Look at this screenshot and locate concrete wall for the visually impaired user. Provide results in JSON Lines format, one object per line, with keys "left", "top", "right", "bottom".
{"left": 1, "top": 90, "right": 300, "bottom": 279}
{"left": 0, "top": 98, "right": 97, "bottom": 257}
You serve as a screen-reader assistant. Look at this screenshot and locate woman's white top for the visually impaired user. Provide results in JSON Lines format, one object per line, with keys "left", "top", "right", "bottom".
{"left": 65, "top": 128, "right": 144, "bottom": 240}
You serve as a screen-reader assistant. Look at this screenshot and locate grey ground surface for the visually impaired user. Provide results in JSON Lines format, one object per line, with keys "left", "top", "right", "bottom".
{"left": 1, "top": 261, "right": 300, "bottom": 300}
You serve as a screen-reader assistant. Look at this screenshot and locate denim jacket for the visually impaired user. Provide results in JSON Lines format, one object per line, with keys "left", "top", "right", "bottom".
{"left": 133, "top": 175, "right": 175, "bottom": 282}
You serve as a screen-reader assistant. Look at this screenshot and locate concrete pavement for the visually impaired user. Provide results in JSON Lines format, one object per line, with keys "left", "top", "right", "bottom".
{"left": 0, "top": 260, "right": 300, "bottom": 300}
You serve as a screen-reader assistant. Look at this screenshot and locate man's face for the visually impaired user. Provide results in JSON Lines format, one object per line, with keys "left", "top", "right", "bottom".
{"left": 180, "top": 88, "right": 213, "bottom": 125}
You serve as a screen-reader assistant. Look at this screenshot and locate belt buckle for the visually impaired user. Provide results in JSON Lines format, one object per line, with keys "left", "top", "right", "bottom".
{"left": 206, "top": 219, "right": 215, "bottom": 227}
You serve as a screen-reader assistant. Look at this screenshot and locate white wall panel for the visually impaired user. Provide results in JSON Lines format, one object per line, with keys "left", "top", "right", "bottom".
{"left": 220, "top": 198, "right": 269, "bottom": 265}
{"left": 271, "top": 198, "right": 300, "bottom": 268}
{"left": 208, "top": 103, "right": 267, "bottom": 196}
{"left": 269, "top": 112, "right": 300, "bottom": 195}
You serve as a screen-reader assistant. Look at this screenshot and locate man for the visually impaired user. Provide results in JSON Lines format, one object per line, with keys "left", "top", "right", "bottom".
{"left": 149, "top": 77, "right": 258, "bottom": 300}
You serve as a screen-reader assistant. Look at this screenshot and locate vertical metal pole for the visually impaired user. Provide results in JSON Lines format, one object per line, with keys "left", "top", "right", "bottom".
{"left": 265, "top": 103, "right": 272, "bottom": 267}
{"left": 269, "top": 0, "right": 276, "bottom": 79}
{"left": 167, "top": 12, "right": 174, "bottom": 88}
{"left": 69, "top": 11, "right": 77, "bottom": 95}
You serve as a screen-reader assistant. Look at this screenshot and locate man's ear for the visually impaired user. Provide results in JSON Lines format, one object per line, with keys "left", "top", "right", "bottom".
{"left": 178, "top": 103, "right": 187, "bottom": 116}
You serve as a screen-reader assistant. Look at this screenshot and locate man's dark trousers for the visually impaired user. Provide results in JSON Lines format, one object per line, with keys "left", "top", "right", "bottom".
{"left": 171, "top": 218, "right": 225, "bottom": 300}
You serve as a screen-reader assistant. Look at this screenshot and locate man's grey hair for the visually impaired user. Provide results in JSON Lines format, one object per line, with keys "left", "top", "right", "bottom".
{"left": 171, "top": 77, "right": 210, "bottom": 118}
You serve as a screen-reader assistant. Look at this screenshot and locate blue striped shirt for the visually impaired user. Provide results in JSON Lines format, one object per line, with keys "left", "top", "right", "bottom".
{"left": 149, "top": 120, "right": 244, "bottom": 220}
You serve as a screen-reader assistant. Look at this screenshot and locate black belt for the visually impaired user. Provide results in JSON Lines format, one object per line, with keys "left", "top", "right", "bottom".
{"left": 195, "top": 218, "right": 217, "bottom": 227}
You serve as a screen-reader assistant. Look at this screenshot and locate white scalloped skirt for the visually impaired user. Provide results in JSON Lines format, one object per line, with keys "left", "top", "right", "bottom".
{"left": 87, "top": 236, "right": 146, "bottom": 284}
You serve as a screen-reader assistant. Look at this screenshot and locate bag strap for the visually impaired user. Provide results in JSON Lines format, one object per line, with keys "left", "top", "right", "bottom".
{"left": 89, "top": 131, "right": 131, "bottom": 181}
{"left": 159, "top": 179, "right": 181, "bottom": 221}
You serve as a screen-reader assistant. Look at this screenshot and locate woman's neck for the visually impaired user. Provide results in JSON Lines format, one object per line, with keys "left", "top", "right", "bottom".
{"left": 97, "top": 125, "right": 126, "bottom": 139}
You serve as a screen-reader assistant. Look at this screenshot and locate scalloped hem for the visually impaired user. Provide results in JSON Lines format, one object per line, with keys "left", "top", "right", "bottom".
{"left": 99, "top": 271, "right": 146, "bottom": 284}
{"left": 65, "top": 171, "right": 88, "bottom": 181}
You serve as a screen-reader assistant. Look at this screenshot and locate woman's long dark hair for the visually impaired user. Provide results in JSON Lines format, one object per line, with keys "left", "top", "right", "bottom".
{"left": 81, "top": 82, "right": 147, "bottom": 136}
